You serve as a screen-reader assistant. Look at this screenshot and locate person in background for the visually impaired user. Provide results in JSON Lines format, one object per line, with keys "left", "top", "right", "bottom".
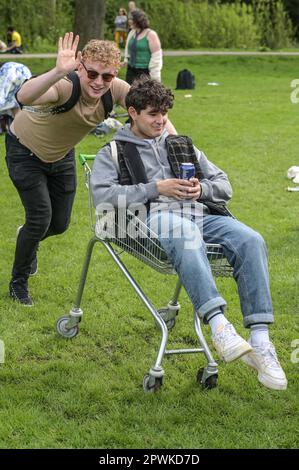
{"left": 0, "top": 39, "right": 7, "bottom": 52}
{"left": 114, "top": 8, "right": 128, "bottom": 48}
{"left": 127, "top": 1, "right": 138, "bottom": 30}
{"left": 123, "top": 9, "right": 162, "bottom": 84}
{"left": 0, "top": 61, "right": 31, "bottom": 133}
{"left": 6, "top": 26, "right": 23, "bottom": 54}
{"left": 90, "top": 77, "right": 288, "bottom": 391}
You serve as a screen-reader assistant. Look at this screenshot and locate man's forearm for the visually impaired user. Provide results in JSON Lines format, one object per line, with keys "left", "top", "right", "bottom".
{"left": 17, "top": 67, "right": 64, "bottom": 105}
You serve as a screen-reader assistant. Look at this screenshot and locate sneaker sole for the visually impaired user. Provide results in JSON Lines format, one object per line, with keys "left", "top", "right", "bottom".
{"left": 258, "top": 374, "right": 287, "bottom": 390}
{"left": 217, "top": 341, "right": 253, "bottom": 363}
{"left": 10, "top": 297, "right": 34, "bottom": 307}
{"left": 9, "top": 289, "right": 34, "bottom": 307}
{"left": 241, "top": 354, "right": 287, "bottom": 390}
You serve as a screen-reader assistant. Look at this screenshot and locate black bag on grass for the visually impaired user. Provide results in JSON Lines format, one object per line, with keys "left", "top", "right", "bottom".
{"left": 175, "top": 69, "right": 195, "bottom": 89}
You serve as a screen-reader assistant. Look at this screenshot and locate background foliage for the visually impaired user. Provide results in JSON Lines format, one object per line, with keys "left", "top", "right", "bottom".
{"left": 0, "top": 0, "right": 74, "bottom": 51}
{"left": 0, "top": 0, "right": 296, "bottom": 51}
{"left": 107, "top": 0, "right": 294, "bottom": 49}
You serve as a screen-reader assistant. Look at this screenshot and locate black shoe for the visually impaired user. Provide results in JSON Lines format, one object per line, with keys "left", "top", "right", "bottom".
{"left": 9, "top": 278, "right": 33, "bottom": 306}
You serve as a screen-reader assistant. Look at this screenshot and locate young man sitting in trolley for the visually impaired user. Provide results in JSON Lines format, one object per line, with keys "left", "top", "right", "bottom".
{"left": 90, "top": 76, "right": 287, "bottom": 391}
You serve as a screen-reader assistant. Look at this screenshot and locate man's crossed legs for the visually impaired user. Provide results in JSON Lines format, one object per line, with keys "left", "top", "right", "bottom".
{"left": 148, "top": 211, "right": 287, "bottom": 390}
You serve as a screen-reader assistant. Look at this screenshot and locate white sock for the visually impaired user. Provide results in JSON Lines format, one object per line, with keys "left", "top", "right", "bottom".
{"left": 207, "top": 310, "right": 229, "bottom": 335}
{"left": 250, "top": 324, "right": 270, "bottom": 347}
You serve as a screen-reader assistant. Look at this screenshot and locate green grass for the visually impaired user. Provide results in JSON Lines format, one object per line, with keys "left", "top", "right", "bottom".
{"left": 0, "top": 56, "right": 298, "bottom": 449}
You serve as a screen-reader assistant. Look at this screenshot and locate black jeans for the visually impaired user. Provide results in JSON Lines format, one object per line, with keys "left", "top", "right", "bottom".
{"left": 5, "top": 132, "right": 76, "bottom": 280}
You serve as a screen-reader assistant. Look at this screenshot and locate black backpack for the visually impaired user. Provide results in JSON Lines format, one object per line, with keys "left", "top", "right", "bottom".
{"left": 49, "top": 71, "right": 113, "bottom": 118}
{"left": 175, "top": 69, "right": 195, "bottom": 90}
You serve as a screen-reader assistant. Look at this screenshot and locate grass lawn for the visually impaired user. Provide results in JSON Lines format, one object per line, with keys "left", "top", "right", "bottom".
{"left": 0, "top": 55, "right": 298, "bottom": 449}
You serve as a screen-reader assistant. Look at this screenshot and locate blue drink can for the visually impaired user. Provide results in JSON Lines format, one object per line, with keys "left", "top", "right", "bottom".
{"left": 180, "top": 163, "right": 195, "bottom": 180}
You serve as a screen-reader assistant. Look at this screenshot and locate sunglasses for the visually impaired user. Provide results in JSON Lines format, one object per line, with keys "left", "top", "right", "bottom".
{"left": 81, "top": 62, "right": 116, "bottom": 82}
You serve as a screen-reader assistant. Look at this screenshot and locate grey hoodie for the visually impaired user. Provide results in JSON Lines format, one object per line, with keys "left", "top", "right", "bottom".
{"left": 90, "top": 125, "right": 232, "bottom": 215}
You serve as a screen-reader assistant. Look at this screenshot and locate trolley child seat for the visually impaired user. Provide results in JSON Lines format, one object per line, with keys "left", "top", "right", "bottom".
{"left": 56, "top": 154, "right": 234, "bottom": 392}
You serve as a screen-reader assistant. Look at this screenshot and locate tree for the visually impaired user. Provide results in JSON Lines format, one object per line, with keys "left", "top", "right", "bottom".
{"left": 283, "top": 0, "right": 299, "bottom": 38}
{"left": 74, "top": 0, "right": 106, "bottom": 50}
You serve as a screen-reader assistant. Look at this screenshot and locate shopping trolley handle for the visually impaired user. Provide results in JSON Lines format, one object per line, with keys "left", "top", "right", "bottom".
{"left": 79, "top": 154, "right": 96, "bottom": 230}
{"left": 79, "top": 154, "right": 96, "bottom": 166}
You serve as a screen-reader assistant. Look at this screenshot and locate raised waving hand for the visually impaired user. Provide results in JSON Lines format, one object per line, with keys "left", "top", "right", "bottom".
{"left": 56, "top": 32, "right": 81, "bottom": 75}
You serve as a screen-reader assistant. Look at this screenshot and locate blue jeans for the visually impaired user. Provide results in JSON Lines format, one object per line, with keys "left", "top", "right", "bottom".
{"left": 148, "top": 211, "right": 274, "bottom": 328}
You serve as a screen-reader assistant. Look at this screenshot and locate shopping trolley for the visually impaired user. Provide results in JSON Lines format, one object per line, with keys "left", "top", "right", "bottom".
{"left": 56, "top": 154, "right": 233, "bottom": 392}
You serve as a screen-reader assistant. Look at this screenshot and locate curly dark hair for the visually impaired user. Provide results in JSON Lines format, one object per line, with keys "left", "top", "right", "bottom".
{"left": 131, "top": 10, "right": 149, "bottom": 30}
{"left": 125, "top": 76, "right": 174, "bottom": 115}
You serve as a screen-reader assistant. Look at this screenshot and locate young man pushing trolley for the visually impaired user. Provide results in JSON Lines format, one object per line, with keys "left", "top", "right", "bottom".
{"left": 5, "top": 32, "right": 177, "bottom": 307}
{"left": 90, "top": 77, "right": 287, "bottom": 391}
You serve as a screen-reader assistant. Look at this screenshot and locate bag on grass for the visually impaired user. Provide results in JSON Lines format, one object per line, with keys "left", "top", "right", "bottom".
{"left": 175, "top": 69, "right": 195, "bottom": 90}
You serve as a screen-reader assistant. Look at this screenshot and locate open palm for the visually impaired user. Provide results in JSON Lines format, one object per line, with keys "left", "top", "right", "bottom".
{"left": 56, "top": 32, "right": 81, "bottom": 74}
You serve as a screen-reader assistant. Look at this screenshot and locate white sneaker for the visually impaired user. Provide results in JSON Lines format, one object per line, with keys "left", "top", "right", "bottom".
{"left": 242, "top": 341, "right": 287, "bottom": 390}
{"left": 212, "top": 323, "right": 252, "bottom": 363}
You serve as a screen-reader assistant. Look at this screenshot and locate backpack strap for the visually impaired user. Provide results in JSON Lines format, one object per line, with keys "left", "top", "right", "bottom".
{"left": 110, "top": 140, "right": 120, "bottom": 173}
{"left": 109, "top": 140, "right": 148, "bottom": 185}
{"left": 51, "top": 71, "right": 81, "bottom": 115}
{"left": 123, "top": 142, "right": 148, "bottom": 184}
{"left": 101, "top": 89, "right": 113, "bottom": 119}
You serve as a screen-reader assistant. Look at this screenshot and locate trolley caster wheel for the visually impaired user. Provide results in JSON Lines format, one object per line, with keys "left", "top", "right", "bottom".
{"left": 162, "top": 317, "right": 176, "bottom": 330}
{"left": 143, "top": 374, "right": 163, "bottom": 393}
{"left": 196, "top": 368, "right": 218, "bottom": 390}
{"left": 157, "top": 308, "right": 177, "bottom": 330}
{"left": 56, "top": 315, "right": 79, "bottom": 339}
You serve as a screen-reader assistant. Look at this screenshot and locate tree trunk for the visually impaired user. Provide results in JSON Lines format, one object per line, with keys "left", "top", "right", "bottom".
{"left": 74, "top": 0, "right": 106, "bottom": 51}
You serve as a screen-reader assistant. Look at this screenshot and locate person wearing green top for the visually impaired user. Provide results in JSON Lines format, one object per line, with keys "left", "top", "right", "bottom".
{"left": 123, "top": 9, "right": 162, "bottom": 84}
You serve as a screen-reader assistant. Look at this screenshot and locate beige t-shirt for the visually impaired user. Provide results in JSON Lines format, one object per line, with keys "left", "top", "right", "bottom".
{"left": 13, "top": 76, "right": 130, "bottom": 163}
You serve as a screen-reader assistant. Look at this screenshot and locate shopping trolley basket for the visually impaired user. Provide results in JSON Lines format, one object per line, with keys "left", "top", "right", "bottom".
{"left": 56, "top": 154, "right": 233, "bottom": 392}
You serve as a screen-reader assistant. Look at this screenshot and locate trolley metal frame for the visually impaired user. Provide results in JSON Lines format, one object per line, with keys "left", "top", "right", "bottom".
{"left": 56, "top": 154, "right": 233, "bottom": 392}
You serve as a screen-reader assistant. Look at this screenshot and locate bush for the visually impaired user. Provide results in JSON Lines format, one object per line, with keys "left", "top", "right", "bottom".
{"left": 195, "top": 1, "right": 259, "bottom": 49}
{"left": 0, "top": 0, "right": 295, "bottom": 51}
{"left": 252, "top": 0, "right": 295, "bottom": 49}
{"left": 0, "top": 0, "right": 74, "bottom": 49}
{"left": 106, "top": 0, "right": 261, "bottom": 49}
